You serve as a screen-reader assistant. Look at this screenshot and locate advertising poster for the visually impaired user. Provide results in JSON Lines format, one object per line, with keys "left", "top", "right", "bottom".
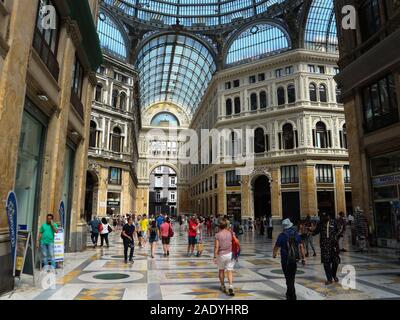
{"left": 54, "top": 228, "right": 64, "bottom": 263}
{"left": 6, "top": 191, "right": 18, "bottom": 263}
{"left": 14, "top": 231, "right": 31, "bottom": 277}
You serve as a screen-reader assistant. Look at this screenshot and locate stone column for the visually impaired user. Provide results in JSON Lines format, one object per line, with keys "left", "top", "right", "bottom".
{"left": 217, "top": 172, "right": 225, "bottom": 215}
{"left": 271, "top": 167, "right": 282, "bottom": 219}
{"left": 241, "top": 175, "right": 250, "bottom": 218}
{"left": 0, "top": 0, "right": 39, "bottom": 295}
{"left": 97, "top": 167, "right": 109, "bottom": 217}
{"left": 299, "top": 164, "right": 317, "bottom": 217}
{"left": 334, "top": 165, "right": 346, "bottom": 216}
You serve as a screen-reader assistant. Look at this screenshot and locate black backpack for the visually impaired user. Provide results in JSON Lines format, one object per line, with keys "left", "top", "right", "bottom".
{"left": 285, "top": 231, "right": 300, "bottom": 265}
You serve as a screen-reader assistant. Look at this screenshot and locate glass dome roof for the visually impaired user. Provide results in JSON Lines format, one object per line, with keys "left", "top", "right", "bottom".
{"left": 102, "top": 0, "right": 286, "bottom": 27}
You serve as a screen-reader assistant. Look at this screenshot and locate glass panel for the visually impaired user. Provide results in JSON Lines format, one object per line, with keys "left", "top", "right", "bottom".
{"left": 15, "top": 110, "right": 45, "bottom": 231}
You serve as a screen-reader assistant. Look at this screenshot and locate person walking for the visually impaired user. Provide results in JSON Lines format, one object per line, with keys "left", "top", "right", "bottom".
{"left": 135, "top": 215, "right": 143, "bottom": 248}
{"left": 148, "top": 220, "right": 159, "bottom": 258}
{"left": 196, "top": 217, "right": 204, "bottom": 257}
{"left": 267, "top": 215, "right": 274, "bottom": 239}
{"left": 304, "top": 215, "right": 317, "bottom": 257}
{"left": 187, "top": 215, "right": 198, "bottom": 257}
{"left": 213, "top": 215, "right": 219, "bottom": 234}
{"left": 121, "top": 216, "right": 135, "bottom": 263}
{"left": 140, "top": 214, "right": 149, "bottom": 248}
{"left": 354, "top": 207, "right": 369, "bottom": 253}
{"left": 214, "top": 218, "right": 237, "bottom": 296}
{"left": 337, "top": 211, "right": 347, "bottom": 252}
{"left": 38, "top": 214, "right": 58, "bottom": 269}
{"left": 313, "top": 213, "right": 341, "bottom": 285}
{"left": 156, "top": 213, "right": 165, "bottom": 230}
{"left": 160, "top": 217, "right": 173, "bottom": 257}
{"left": 100, "top": 217, "right": 111, "bottom": 247}
{"left": 89, "top": 216, "right": 100, "bottom": 248}
{"left": 206, "top": 217, "right": 212, "bottom": 236}
{"left": 273, "top": 218, "right": 305, "bottom": 300}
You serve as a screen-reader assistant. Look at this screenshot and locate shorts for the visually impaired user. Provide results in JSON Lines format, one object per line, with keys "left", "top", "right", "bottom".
{"left": 162, "top": 237, "right": 170, "bottom": 245}
{"left": 142, "top": 232, "right": 147, "bottom": 240}
{"left": 188, "top": 236, "right": 197, "bottom": 245}
{"left": 149, "top": 236, "right": 158, "bottom": 243}
{"left": 217, "top": 253, "right": 235, "bottom": 271}
{"left": 137, "top": 231, "right": 142, "bottom": 238}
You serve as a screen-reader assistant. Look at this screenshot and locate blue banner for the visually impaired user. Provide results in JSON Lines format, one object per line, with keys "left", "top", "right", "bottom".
{"left": 59, "top": 201, "right": 65, "bottom": 228}
{"left": 6, "top": 192, "right": 18, "bottom": 261}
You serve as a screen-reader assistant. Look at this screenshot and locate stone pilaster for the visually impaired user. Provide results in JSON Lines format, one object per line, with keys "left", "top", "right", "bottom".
{"left": 299, "top": 164, "right": 317, "bottom": 217}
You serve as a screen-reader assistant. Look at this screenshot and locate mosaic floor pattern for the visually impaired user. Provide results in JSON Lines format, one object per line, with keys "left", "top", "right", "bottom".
{"left": 2, "top": 223, "right": 400, "bottom": 300}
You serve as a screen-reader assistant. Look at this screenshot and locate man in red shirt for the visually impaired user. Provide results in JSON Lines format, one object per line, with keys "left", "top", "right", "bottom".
{"left": 187, "top": 215, "right": 198, "bottom": 257}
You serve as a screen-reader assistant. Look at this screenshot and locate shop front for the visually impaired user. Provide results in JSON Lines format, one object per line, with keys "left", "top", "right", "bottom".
{"left": 370, "top": 151, "right": 400, "bottom": 249}
{"left": 107, "top": 192, "right": 121, "bottom": 216}
{"left": 14, "top": 98, "right": 47, "bottom": 238}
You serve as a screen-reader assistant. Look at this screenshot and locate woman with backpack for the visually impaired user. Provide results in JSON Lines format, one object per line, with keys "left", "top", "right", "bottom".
{"left": 100, "top": 217, "right": 112, "bottom": 247}
{"left": 160, "top": 217, "right": 173, "bottom": 257}
{"left": 213, "top": 218, "right": 239, "bottom": 296}
{"left": 148, "top": 220, "right": 159, "bottom": 258}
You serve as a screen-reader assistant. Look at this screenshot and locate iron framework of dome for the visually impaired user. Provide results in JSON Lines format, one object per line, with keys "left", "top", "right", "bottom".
{"left": 97, "top": 0, "right": 338, "bottom": 119}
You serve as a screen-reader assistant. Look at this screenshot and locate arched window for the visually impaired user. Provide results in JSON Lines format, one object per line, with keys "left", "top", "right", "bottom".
{"left": 254, "top": 128, "right": 266, "bottom": 153}
{"left": 309, "top": 83, "right": 317, "bottom": 102}
{"left": 260, "top": 91, "right": 267, "bottom": 109}
{"left": 250, "top": 93, "right": 258, "bottom": 111}
{"left": 97, "top": 12, "right": 127, "bottom": 60}
{"left": 319, "top": 84, "right": 327, "bottom": 102}
{"left": 340, "top": 124, "right": 348, "bottom": 149}
{"left": 226, "top": 98, "right": 232, "bottom": 116}
{"left": 282, "top": 123, "right": 295, "bottom": 150}
{"left": 89, "top": 121, "right": 97, "bottom": 148}
{"left": 112, "top": 89, "right": 119, "bottom": 108}
{"left": 95, "top": 84, "right": 102, "bottom": 102}
{"left": 234, "top": 97, "right": 241, "bottom": 114}
{"left": 120, "top": 92, "right": 127, "bottom": 110}
{"left": 314, "top": 122, "right": 331, "bottom": 149}
{"left": 277, "top": 87, "right": 285, "bottom": 106}
{"left": 336, "top": 86, "right": 343, "bottom": 103}
{"left": 226, "top": 23, "right": 291, "bottom": 66}
{"left": 110, "top": 127, "right": 122, "bottom": 153}
{"left": 287, "top": 84, "right": 296, "bottom": 103}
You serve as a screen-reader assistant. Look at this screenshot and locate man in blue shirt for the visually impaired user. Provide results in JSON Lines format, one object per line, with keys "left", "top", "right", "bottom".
{"left": 273, "top": 218, "right": 306, "bottom": 300}
{"left": 156, "top": 213, "right": 165, "bottom": 230}
{"left": 89, "top": 216, "right": 100, "bottom": 248}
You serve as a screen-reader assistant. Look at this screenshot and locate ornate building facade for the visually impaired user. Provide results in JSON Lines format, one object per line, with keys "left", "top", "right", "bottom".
{"left": 86, "top": 53, "right": 141, "bottom": 220}
{"left": 188, "top": 50, "right": 350, "bottom": 223}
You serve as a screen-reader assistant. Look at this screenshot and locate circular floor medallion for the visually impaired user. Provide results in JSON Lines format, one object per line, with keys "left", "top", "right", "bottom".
{"left": 78, "top": 271, "right": 143, "bottom": 283}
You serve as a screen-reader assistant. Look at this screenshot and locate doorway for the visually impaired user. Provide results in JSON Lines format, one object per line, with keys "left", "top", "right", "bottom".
{"left": 253, "top": 175, "right": 271, "bottom": 219}
{"left": 84, "top": 171, "right": 99, "bottom": 222}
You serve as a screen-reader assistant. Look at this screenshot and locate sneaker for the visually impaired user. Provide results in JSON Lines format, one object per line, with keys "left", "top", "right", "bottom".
{"left": 220, "top": 285, "right": 227, "bottom": 293}
{"left": 129, "top": 260, "right": 134, "bottom": 264}
{"left": 228, "top": 287, "right": 235, "bottom": 296}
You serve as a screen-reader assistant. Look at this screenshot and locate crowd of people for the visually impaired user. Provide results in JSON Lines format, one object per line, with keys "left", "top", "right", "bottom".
{"left": 82, "top": 208, "right": 372, "bottom": 300}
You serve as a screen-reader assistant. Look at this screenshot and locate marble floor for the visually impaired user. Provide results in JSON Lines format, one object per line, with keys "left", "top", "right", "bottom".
{"left": 2, "top": 224, "right": 400, "bottom": 300}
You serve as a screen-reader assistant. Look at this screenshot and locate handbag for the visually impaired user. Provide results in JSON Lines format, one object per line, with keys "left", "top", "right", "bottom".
{"left": 108, "top": 225, "right": 112, "bottom": 233}
{"left": 169, "top": 225, "right": 174, "bottom": 238}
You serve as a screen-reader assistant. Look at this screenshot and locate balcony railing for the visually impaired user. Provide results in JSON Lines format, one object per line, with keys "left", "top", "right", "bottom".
{"left": 32, "top": 27, "right": 59, "bottom": 81}
{"left": 70, "top": 90, "right": 84, "bottom": 119}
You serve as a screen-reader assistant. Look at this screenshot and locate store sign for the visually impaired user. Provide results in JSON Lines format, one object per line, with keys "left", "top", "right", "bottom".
{"left": 372, "top": 174, "right": 400, "bottom": 187}
{"left": 6, "top": 192, "right": 18, "bottom": 263}
{"left": 107, "top": 201, "right": 120, "bottom": 207}
{"left": 54, "top": 228, "right": 64, "bottom": 263}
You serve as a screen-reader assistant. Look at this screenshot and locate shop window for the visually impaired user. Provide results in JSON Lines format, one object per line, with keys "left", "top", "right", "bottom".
{"left": 370, "top": 151, "right": 400, "bottom": 176}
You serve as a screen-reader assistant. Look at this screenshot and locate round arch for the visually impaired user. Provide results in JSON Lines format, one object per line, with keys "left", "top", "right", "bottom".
{"left": 223, "top": 18, "right": 292, "bottom": 67}
{"left": 97, "top": 9, "right": 130, "bottom": 60}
